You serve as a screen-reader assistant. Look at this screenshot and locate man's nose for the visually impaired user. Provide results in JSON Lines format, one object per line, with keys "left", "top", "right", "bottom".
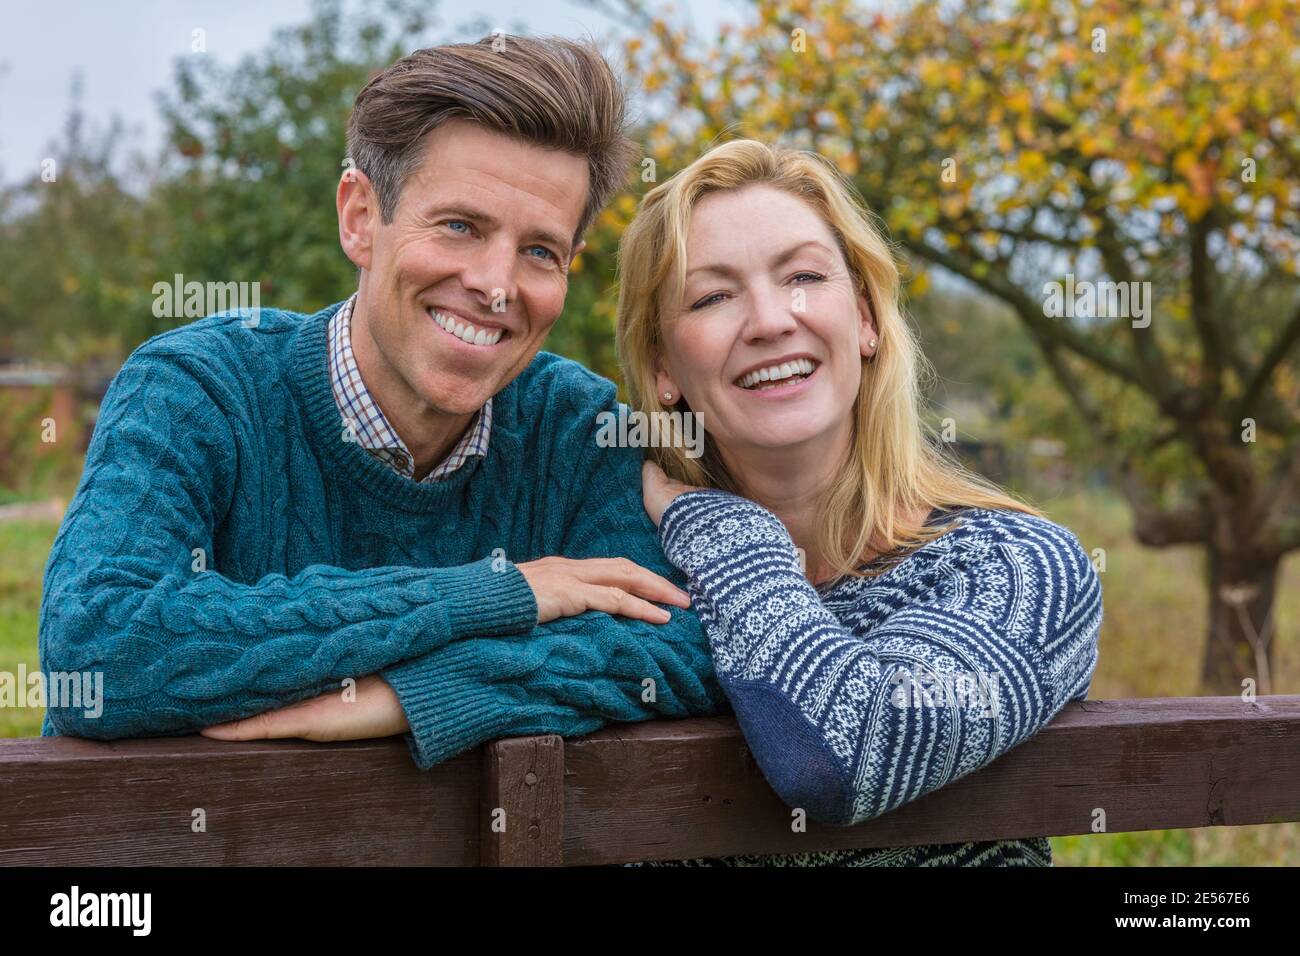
{"left": 458, "top": 236, "right": 518, "bottom": 312}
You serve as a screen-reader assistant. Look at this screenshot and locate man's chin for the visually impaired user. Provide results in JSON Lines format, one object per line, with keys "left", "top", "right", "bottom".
{"left": 422, "top": 390, "right": 493, "bottom": 416}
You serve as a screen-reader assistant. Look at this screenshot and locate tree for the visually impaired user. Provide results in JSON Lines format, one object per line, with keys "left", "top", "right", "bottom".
{"left": 150, "top": 0, "right": 440, "bottom": 328}
{"left": 610, "top": 0, "right": 1300, "bottom": 693}
{"left": 0, "top": 73, "right": 154, "bottom": 366}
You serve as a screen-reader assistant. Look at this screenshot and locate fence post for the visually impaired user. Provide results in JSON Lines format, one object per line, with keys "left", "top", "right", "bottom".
{"left": 479, "top": 734, "right": 565, "bottom": 866}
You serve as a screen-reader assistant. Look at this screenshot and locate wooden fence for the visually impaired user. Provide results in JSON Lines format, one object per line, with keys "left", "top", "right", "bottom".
{"left": 1, "top": 696, "right": 1297, "bottom": 865}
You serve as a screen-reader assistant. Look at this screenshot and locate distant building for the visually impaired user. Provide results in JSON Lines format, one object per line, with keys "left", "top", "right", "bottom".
{"left": 0, "top": 364, "right": 113, "bottom": 473}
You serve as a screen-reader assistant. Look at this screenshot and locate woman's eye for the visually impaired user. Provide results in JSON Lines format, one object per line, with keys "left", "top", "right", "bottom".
{"left": 690, "top": 292, "right": 727, "bottom": 310}
{"left": 791, "top": 271, "right": 825, "bottom": 283}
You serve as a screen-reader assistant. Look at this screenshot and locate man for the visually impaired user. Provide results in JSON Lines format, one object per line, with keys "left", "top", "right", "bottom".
{"left": 38, "top": 35, "right": 726, "bottom": 771}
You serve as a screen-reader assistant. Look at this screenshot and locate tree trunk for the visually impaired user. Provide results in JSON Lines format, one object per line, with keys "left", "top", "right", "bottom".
{"left": 1201, "top": 544, "right": 1281, "bottom": 696}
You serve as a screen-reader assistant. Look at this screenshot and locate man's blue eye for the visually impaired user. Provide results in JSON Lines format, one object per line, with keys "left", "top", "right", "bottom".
{"left": 527, "top": 246, "right": 556, "bottom": 261}
{"left": 446, "top": 220, "right": 470, "bottom": 234}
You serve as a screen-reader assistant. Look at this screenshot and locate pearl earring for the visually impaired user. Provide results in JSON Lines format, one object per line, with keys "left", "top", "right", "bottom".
{"left": 869, "top": 339, "right": 877, "bottom": 349}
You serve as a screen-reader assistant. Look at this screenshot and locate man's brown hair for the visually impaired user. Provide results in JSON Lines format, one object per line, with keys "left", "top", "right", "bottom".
{"left": 346, "top": 34, "right": 634, "bottom": 241}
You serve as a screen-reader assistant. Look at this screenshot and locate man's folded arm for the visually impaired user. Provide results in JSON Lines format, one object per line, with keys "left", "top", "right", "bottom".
{"left": 38, "top": 350, "right": 539, "bottom": 740}
{"left": 381, "top": 378, "right": 728, "bottom": 771}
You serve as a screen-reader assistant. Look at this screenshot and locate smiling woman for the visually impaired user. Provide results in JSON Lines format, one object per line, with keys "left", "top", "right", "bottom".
{"left": 617, "top": 139, "right": 1103, "bottom": 867}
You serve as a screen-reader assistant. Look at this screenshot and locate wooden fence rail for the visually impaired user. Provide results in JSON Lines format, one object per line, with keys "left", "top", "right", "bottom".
{"left": 1, "top": 696, "right": 1298, "bottom": 865}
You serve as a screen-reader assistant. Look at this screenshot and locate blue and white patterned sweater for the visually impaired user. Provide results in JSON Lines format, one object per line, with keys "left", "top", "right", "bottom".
{"left": 648, "top": 490, "right": 1102, "bottom": 866}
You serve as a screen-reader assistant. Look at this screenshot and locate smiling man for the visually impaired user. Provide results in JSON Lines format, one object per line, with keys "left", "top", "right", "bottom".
{"left": 37, "top": 35, "right": 726, "bottom": 769}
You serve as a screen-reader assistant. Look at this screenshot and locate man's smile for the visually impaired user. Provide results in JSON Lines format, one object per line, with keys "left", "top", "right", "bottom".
{"left": 428, "top": 307, "right": 510, "bottom": 348}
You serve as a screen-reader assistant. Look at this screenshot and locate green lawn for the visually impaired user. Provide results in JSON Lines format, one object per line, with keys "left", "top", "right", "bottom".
{"left": 2, "top": 484, "right": 1297, "bottom": 864}
{"left": 0, "top": 519, "right": 55, "bottom": 738}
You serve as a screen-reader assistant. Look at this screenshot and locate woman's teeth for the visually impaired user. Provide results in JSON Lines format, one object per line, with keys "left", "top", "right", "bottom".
{"left": 737, "top": 358, "right": 817, "bottom": 390}
{"left": 430, "top": 309, "right": 505, "bottom": 347}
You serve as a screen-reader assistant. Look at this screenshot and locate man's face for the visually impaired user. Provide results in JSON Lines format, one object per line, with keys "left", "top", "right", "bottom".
{"left": 340, "top": 118, "right": 590, "bottom": 417}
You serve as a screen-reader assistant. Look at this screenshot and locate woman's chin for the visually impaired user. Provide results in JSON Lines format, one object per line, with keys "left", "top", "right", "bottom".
{"left": 728, "top": 420, "right": 842, "bottom": 454}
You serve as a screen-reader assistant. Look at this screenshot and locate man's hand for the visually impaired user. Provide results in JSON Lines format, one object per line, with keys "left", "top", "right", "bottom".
{"left": 517, "top": 555, "right": 690, "bottom": 624}
{"left": 641, "top": 459, "right": 704, "bottom": 527}
{"left": 199, "top": 674, "right": 409, "bottom": 742}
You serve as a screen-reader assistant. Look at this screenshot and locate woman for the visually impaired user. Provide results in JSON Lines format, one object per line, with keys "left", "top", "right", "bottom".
{"left": 616, "top": 139, "right": 1102, "bottom": 866}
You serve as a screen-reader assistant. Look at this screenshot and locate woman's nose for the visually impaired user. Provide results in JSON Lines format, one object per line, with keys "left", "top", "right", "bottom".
{"left": 742, "top": 285, "right": 800, "bottom": 342}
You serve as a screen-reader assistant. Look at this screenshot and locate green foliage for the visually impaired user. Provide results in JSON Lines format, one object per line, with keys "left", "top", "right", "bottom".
{"left": 0, "top": 0, "right": 634, "bottom": 385}
{"left": 0, "top": 92, "right": 155, "bottom": 365}
{"left": 149, "top": 0, "right": 441, "bottom": 324}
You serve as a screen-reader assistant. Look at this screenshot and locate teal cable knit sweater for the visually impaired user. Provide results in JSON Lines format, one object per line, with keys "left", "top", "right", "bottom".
{"left": 37, "top": 300, "right": 727, "bottom": 769}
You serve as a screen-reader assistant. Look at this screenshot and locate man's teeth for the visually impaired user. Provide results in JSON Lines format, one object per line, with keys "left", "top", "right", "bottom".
{"left": 430, "top": 310, "right": 504, "bottom": 346}
{"left": 737, "top": 358, "right": 817, "bottom": 390}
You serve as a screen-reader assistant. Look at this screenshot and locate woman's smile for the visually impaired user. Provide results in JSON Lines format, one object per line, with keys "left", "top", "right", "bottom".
{"left": 731, "top": 356, "right": 822, "bottom": 398}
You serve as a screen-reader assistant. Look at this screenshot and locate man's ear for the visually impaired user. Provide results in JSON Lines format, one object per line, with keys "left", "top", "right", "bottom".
{"left": 568, "top": 238, "right": 587, "bottom": 268}
{"left": 337, "top": 167, "right": 378, "bottom": 271}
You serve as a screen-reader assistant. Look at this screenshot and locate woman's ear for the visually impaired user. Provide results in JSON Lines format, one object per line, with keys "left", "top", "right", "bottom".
{"left": 653, "top": 357, "right": 680, "bottom": 405}
{"left": 337, "top": 167, "right": 378, "bottom": 271}
{"left": 857, "top": 285, "right": 879, "bottom": 359}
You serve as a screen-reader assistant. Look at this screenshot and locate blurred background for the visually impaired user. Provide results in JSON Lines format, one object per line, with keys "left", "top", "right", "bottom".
{"left": 1, "top": 0, "right": 1298, "bottom": 863}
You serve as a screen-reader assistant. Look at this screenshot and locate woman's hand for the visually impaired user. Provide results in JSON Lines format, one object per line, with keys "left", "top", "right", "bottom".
{"left": 199, "top": 674, "right": 409, "bottom": 742}
{"left": 641, "top": 459, "right": 704, "bottom": 527}
{"left": 517, "top": 555, "right": 690, "bottom": 624}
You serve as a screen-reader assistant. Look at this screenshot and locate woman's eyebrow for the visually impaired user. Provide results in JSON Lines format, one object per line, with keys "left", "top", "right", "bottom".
{"left": 771, "top": 239, "right": 835, "bottom": 267}
{"left": 684, "top": 240, "right": 834, "bottom": 282}
{"left": 684, "top": 262, "right": 737, "bottom": 280}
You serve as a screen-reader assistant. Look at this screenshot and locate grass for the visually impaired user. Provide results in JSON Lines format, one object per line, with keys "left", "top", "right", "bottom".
{"left": 1031, "top": 484, "right": 1300, "bottom": 864}
{"left": 1, "top": 480, "right": 1296, "bottom": 863}
{"left": 1037, "top": 486, "right": 1300, "bottom": 698}
{"left": 0, "top": 519, "right": 57, "bottom": 738}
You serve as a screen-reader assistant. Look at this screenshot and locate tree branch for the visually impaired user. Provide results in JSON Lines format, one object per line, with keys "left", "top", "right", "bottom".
{"left": 1237, "top": 295, "right": 1300, "bottom": 423}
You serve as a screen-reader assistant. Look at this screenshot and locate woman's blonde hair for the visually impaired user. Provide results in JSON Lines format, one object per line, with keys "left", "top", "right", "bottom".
{"left": 615, "top": 138, "right": 1043, "bottom": 582}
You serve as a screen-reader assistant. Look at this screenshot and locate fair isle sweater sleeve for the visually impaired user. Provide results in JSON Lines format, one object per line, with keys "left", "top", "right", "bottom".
{"left": 657, "top": 488, "right": 1102, "bottom": 826}
{"left": 38, "top": 349, "right": 539, "bottom": 741}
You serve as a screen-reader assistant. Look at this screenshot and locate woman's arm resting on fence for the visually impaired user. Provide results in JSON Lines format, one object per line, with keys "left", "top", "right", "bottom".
{"left": 656, "top": 489, "right": 1103, "bottom": 826}
{"left": 38, "top": 351, "right": 538, "bottom": 741}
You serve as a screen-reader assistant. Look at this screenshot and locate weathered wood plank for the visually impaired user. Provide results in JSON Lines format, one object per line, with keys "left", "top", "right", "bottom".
{"left": 3, "top": 697, "right": 1296, "bottom": 866}
{"left": 479, "top": 734, "right": 564, "bottom": 865}
{"left": 560, "top": 697, "right": 1300, "bottom": 864}
{"left": 0, "top": 736, "right": 478, "bottom": 866}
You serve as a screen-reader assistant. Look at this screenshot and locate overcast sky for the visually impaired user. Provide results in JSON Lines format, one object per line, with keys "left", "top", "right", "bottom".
{"left": 0, "top": 0, "right": 736, "bottom": 184}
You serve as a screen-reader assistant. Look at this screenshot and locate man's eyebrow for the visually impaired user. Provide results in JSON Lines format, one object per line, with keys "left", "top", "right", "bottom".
{"left": 684, "top": 240, "right": 835, "bottom": 281}
{"left": 426, "top": 204, "right": 500, "bottom": 227}
{"left": 523, "top": 226, "right": 572, "bottom": 257}
{"left": 426, "top": 205, "right": 571, "bottom": 257}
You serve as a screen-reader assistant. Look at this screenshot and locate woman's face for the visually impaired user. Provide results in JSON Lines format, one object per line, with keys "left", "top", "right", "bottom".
{"left": 656, "top": 183, "right": 877, "bottom": 463}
